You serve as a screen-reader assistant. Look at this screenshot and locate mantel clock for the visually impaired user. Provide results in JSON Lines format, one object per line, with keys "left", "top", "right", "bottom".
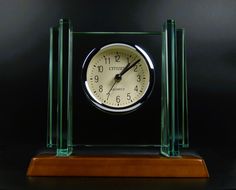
{"left": 27, "top": 19, "right": 209, "bottom": 177}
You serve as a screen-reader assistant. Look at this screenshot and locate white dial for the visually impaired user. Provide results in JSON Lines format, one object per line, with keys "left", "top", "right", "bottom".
{"left": 82, "top": 43, "right": 154, "bottom": 113}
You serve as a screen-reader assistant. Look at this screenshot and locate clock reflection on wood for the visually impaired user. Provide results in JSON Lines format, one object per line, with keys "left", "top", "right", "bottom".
{"left": 27, "top": 19, "right": 209, "bottom": 177}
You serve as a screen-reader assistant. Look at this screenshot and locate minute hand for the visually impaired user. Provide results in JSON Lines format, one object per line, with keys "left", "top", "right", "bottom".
{"left": 119, "top": 59, "right": 141, "bottom": 77}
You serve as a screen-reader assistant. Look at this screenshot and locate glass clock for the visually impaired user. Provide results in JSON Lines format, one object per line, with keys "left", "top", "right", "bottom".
{"left": 26, "top": 19, "right": 209, "bottom": 178}
{"left": 42, "top": 18, "right": 190, "bottom": 157}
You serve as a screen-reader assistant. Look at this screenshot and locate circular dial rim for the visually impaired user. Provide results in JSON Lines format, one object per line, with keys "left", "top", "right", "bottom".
{"left": 81, "top": 43, "right": 155, "bottom": 113}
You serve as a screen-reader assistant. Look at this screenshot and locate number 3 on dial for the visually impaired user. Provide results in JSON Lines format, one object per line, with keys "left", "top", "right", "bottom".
{"left": 82, "top": 43, "right": 155, "bottom": 113}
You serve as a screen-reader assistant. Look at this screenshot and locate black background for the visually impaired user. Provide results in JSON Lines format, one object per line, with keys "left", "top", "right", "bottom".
{"left": 74, "top": 34, "right": 162, "bottom": 145}
{"left": 1, "top": 0, "right": 236, "bottom": 148}
{"left": 0, "top": 0, "right": 236, "bottom": 189}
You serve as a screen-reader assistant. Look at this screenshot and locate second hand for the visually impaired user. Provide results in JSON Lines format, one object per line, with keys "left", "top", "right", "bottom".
{"left": 106, "top": 80, "right": 117, "bottom": 100}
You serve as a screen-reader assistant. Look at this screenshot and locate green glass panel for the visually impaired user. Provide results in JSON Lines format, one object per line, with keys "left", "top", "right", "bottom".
{"left": 47, "top": 19, "right": 188, "bottom": 157}
{"left": 71, "top": 31, "right": 161, "bottom": 147}
{"left": 161, "top": 20, "right": 188, "bottom": 156}
{"left": 56, "top": 19, "right": 73, "bottom": 156}
{"left": 160, "top": 24, "right": 169, "bottom": 156}
{"left": 177, "top": 29, "right": 189, "bottom": 148}
{"left": 47, "top": 27, "right": 58, "bottom": 148}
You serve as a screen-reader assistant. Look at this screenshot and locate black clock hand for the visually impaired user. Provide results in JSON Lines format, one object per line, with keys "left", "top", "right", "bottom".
{"left": 107, "top": 59, "right": 141, "bottom": 100}
{"left": 107, "top": 80, "right": 117, "bottom": 99}
{"left": 115, "top": 59, "right": 141, "bottom": 80}
{"left": 106, "top": 63, "right": 130, "bottom": 100}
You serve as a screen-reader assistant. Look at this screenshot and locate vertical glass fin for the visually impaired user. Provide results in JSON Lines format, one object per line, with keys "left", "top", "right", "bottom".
{"left": 161, "top": 19, "right": 184, "bottom": 157}
{"left": 67, "top": 26, "right": 74, "bottom": 148}
{"left": 177, "top": 29, "right": 189, "bottom": 148}
{"left": 47, "top": 27, "right": 59, "bottom": 148}
{"left": 160, "top": 22, "right": 169, "bottom": 156}
{"left": 57, "top": 19, "right": 73, "bottom": 156}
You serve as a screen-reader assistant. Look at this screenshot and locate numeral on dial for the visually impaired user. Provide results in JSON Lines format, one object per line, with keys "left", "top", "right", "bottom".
{"left": 104, "top": 56, "right": 110, "bottom": 64}
{"left": 134, "top": 65, "right": 138, "bottom": 72}
{"left": 98, "top": 65, "right": 103, "bottom": 72}
{"left": 115, "top": 53, "right": 120, "bottom": 62}
{"left": 137, "top": 75, "right": 141, "bottom": 82}
{"left": 116, "top": 95, "right": 121, "bottom": 103}
{"left": 99, "top": 85, "right": 103, "bottom": 92}
{"left": 127, "top": 93, "right": 131, "bottom": 100}
{"left": 94, "top": 75, "right": 99, "bottom": 83}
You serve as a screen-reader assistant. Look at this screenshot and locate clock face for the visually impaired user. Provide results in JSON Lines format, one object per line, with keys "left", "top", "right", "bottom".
{"left": 82, "top": 43, "right": 155, "bottom": 113}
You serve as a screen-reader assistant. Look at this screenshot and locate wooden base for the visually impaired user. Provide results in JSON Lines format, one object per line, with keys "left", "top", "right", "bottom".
{"left": 27, "top": 154, "right": 209, "bottom": 177}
